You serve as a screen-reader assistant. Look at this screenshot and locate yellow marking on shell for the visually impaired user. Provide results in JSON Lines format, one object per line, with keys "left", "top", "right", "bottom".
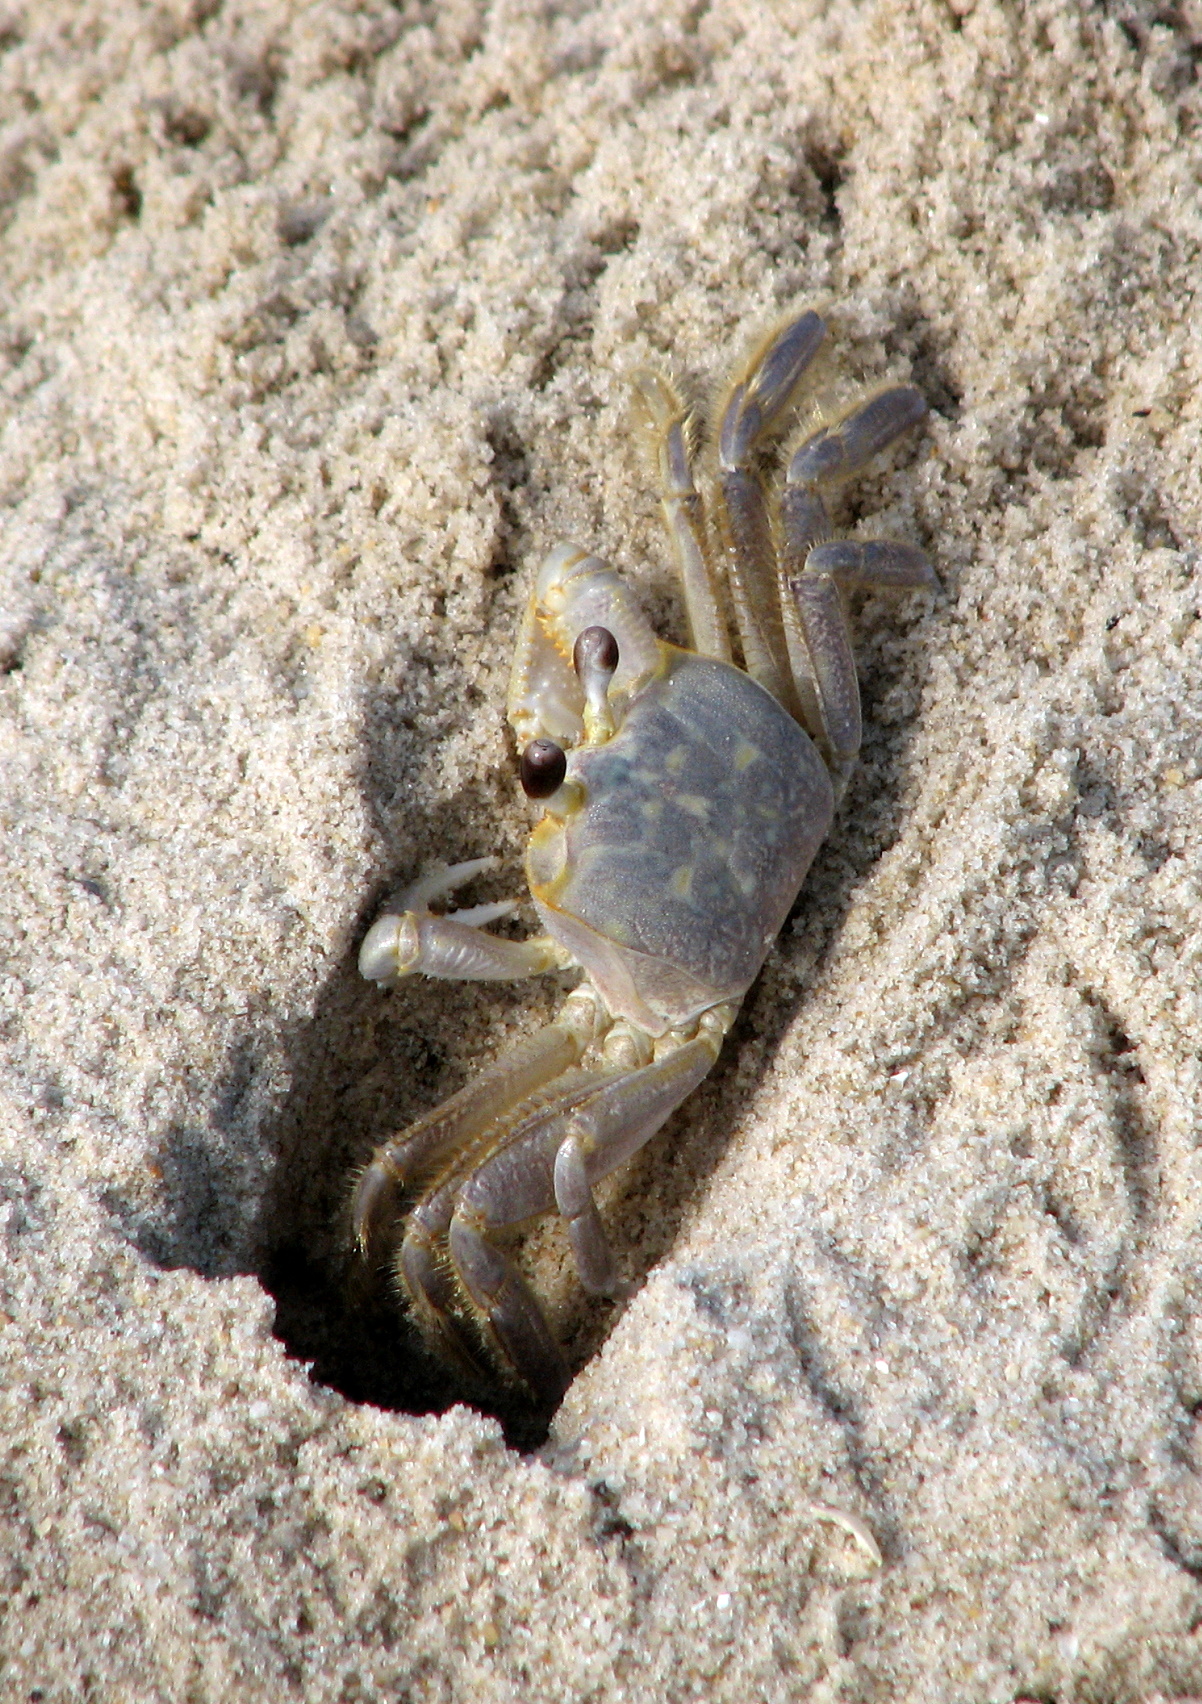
{"left": 548, "top": 616, "right": 576, "bottom": 661}
{"left": 734, "top": 739, "right": 760, "bottom": 772}
{"left": 664, "top": 745, "right": 689, "bottom": 776}
{"left": 527, "top": 814, "right": 571, "bottom": 903}
{"left": 670, "top": 864, "right": 694, "bottom": 901}
{"left": 732, "top": 862, "right": 759, "bottom": 897}
{"left": 529, "top": 824, "right": 612, "bottom": 912}
{"left": 676, "top": 793, "right": 710, "bottom": 818}
{"left": 643, "top": 798, "right": 664, "bottom": 821}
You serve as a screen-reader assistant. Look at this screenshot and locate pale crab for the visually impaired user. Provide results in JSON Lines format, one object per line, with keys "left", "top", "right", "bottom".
{"left": 355, "top": 310, "right": 935, "bottom": 1405}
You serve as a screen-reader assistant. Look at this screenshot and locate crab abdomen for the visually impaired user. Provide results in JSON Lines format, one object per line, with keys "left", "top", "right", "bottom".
{"left": 527, "top": 646, "right": 834, "bottom": 1034}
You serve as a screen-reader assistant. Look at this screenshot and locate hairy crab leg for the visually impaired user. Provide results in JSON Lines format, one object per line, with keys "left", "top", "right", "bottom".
{"left": 397, "top": 1063, "right": 634, "bottom": 1395}
{"left": 632, "top": 369, "right": 731, "bottom": 663}
{"left": 781, "top": 384, "right": 927, "bottom": 558}
{"left": 397, "top": 1202, "right": 491, "bottom": 1381}
{"left": 779, "top": 387, "right": 934, "bottom": 790}
{"left": 445, "top": 1213, "right": 572, "bottom": 1400}
{"left": 446, "top": 1011, "right": 730, "bottom": 1400}
{"left": 352, "top": 986, "right": 602, "bottom": 1259}
{"left": 715, "top": 310, "right": 827, "bottom": 715}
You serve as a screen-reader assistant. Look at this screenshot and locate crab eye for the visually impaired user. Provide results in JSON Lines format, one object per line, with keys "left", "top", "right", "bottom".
{"left": 520, "top": 738, "right": 567, "bottom": 800}
{"left": 573, "top": 625, "right": 619, "bottom": 679}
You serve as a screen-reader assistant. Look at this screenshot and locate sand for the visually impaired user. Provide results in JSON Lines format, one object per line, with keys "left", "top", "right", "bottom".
{"left": 2, "top": 0, "right": 1202, "bottom": 1697}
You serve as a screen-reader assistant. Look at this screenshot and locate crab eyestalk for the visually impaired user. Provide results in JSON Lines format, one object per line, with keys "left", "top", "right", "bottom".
{"left": 573, "top": 624, "right": 620, "bottom": 743}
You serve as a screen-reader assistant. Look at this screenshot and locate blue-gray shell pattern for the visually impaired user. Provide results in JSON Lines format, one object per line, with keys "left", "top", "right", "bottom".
{"left": 558, "top": 651, "right": 834, "bottom": 1003}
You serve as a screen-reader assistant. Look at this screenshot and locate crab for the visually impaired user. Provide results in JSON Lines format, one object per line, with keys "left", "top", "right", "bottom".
{"left": 354, "top": 310, "right": 935, "bottom": 1405}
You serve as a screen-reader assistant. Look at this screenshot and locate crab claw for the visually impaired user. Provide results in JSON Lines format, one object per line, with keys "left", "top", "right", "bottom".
{"left": 359, "top": 858, "right": 570, "bottom": 988}
{"left": 358, "top": 910, "right": 425, "bottom": 985}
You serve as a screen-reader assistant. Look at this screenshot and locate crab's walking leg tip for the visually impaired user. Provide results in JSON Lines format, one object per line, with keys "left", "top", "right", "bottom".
{"left": 718, "top": 311, "right": 827, "bottom": 468}
{"left": 449, "top": 1216, "right": 571, "bottom": 1405}
{"left": 787, "top": 385, "right": 928, "bottom": 489}
{"left": 352, "top": 1156, "right": 401, "bottom": 1259}
{"left": 553, "top": 1133, "right": 632, "bottom": 1299}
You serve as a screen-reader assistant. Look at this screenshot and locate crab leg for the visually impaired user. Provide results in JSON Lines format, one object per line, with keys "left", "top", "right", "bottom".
{"left": 397, "top": 1195, "right": 490, "bottom": 1379}
{"left": 781, "top": 384, "right": 927, "bottom": 558}
{"left": 715, "top": 311, "right": 826, "bottom": 714}
{"left": 444, "top": 1222, "right": 571, "bottom": 1400}
{"left": 397, "top": 1066, "right": 633, "bottom": 1394}
{"left": 778, "top": 389, "right": 933, "bottom": 781}
{"left": 352, "top": 986, "right": 602, "bottom": 1259}
{"left": 787, "top": 540, "right": 935, "bottom": 783}
{"left": 632, "top": 370, "right": 730, "bottom": 663}
{"left": 444, "top": 1013, "right": 729, "bottom": 1400}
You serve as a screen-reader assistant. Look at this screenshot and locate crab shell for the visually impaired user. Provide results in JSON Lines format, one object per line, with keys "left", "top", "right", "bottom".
{"left": 526, "top": 640, "right": 834, "bottom": 1037}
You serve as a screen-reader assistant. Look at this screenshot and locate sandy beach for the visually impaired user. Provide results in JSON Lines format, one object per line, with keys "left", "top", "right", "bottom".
{"left": 2, "top": 0, "right": 1201, "bottom": 1696}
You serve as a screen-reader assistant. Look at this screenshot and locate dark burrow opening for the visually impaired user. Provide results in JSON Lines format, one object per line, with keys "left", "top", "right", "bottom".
{"left": 251, "top": 889, "right": 586, "bottom": 1454}
{"left": 246, "top": 726, "right": 918, "bottom": 1451}
{"left": 117, "top": 558, "right": 937, "bottom": 1453}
